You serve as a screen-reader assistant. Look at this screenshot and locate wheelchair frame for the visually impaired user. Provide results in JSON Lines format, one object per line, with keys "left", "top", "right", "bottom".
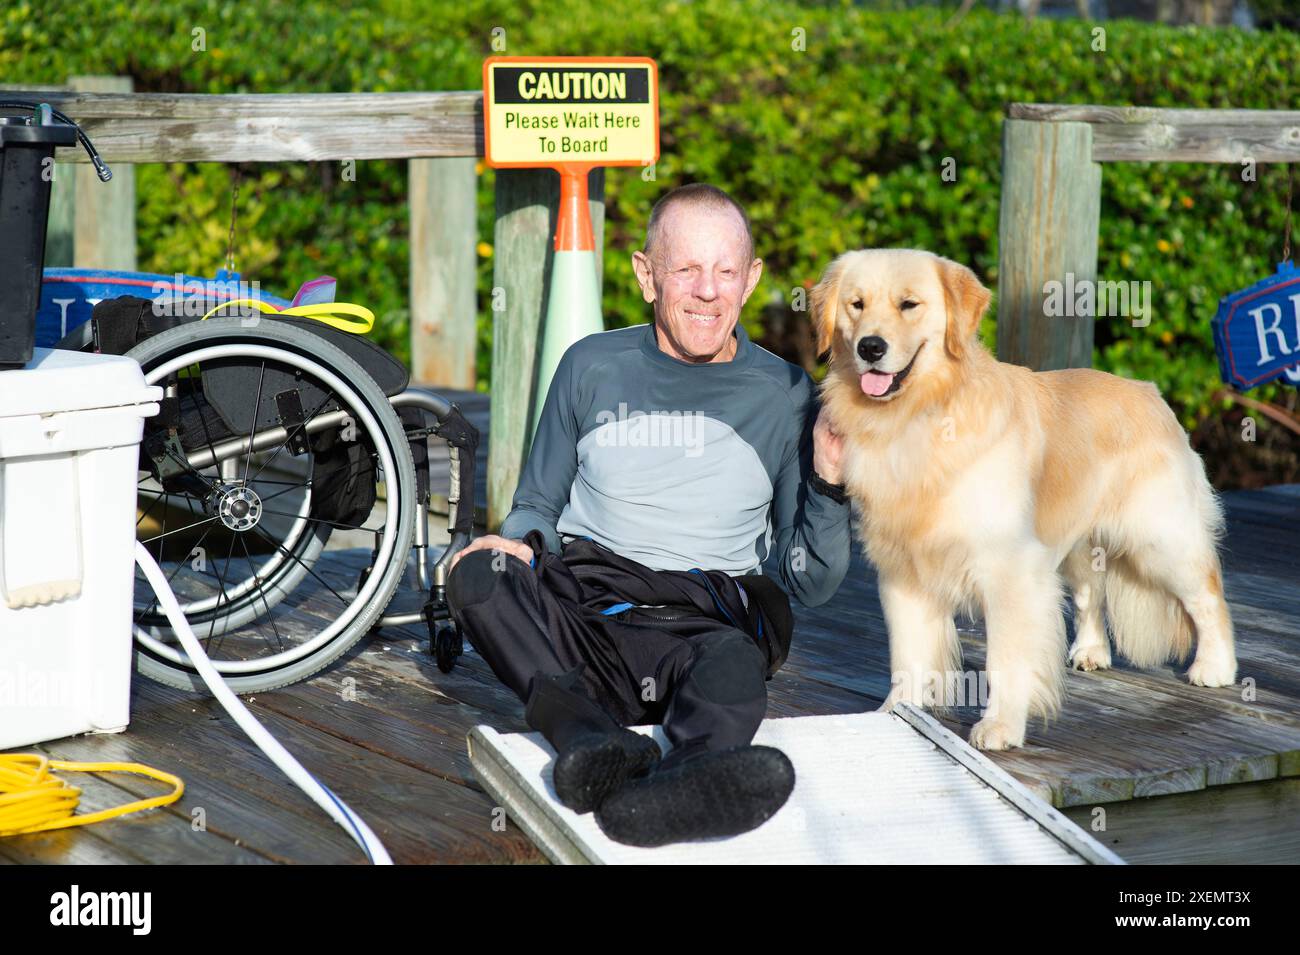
{"left": 173, "top": 384, "right": 477, "bottom": 673}
{"left": 61, "top": 313, "right": 479, "bottom": 685}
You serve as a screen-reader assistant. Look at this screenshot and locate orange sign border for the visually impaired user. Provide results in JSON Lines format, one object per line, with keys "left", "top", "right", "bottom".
{"left": 482, "top": 55, "right": 661, "bottom": 169}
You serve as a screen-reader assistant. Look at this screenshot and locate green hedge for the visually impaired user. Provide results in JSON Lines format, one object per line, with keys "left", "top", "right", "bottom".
{"left": 6, "top": 0, "right": 1300, "bottom": 444}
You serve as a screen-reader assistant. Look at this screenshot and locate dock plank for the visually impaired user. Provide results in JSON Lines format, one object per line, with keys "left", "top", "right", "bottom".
{"left": 5, "top": 476, "right": 1298, "bottom": 863}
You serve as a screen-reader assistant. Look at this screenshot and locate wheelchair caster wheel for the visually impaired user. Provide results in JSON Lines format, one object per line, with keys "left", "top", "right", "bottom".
{"left": 434, "top": 625, "right": 462, "bottom": 673}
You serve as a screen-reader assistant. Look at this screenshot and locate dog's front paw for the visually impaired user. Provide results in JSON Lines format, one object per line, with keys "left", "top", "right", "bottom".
{"left": 1186, "top": 656, "right": 1237, "bottom": 688}
{"left": 1068, "top": 642, "right": 1112, "bottom": 672}
{"left": 876, "top": 690, "right": 902, "bottom": 713}
{"left": 969, "top": 718, "right": 1025, "bottom": 751}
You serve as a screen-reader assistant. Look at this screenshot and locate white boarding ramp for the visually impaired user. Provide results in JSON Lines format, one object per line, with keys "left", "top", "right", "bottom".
{"left": 467, "top": 704, "right": 1124, "bottom": 865}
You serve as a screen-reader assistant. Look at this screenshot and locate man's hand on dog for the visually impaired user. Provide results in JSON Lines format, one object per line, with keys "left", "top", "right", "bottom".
{"left": 450, "top": 534, "right": 534, "bottom": 571}
{"left": 813, "top": 405, "right": 845, "bottom": 485}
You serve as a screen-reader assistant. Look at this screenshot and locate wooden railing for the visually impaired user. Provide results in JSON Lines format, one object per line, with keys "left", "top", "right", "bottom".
{"left": 997, "top": 103, "right": 1300, "bottom": 371}
{"left": 4, "top": 77, "right": 604, "bottom": 529}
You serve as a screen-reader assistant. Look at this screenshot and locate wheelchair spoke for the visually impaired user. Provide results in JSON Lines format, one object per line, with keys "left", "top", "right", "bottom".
{"left": 241, "top": 535, "right": 285, "bottom": 654}
{"left": 184, "top": 382, "right": 227, "bottom": 483}
{"left": 134, "top": 517, "right": 221, "bottom": 622}
{"left": 242, "top": 362, "right": 268, "bottom": 487}
{"left": 137, "top": 488, "right": 167, "bottom": 527}
{"left": 159, "top": 491, "right": 167, "bottom": 569}
{"left": 257, "top": 482, "right": 312, "bottom": 505}
{"left": 206, "top": 531, "right": 240, "bottom": 644}
{"left": 140, "top": 515, "right": 219, "bottom": 546}
{"left": 248, "top": 523, "right": 352, "bottom": 609}
{"left": 167, "top": 521, "right": 220, "bottom": 585}
{"left": 257, "top": 505, "right": 384, "bottom": 536}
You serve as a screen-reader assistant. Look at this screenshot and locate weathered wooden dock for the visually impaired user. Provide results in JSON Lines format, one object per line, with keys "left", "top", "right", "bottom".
{"left": 2, "top": 391, "right": 1298, "bottom": 864}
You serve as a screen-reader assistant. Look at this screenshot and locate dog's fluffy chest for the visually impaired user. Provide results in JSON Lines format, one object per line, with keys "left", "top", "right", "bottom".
{"left": 841, "top": 420, "right": 1030, "bottom": 586}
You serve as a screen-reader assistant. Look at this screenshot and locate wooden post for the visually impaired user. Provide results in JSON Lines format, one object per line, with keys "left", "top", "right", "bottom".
{"left": 995, "top": 119, "right": 1101, "bottom": 370}
{"left": 487, "top": 167, "right": 604, "bottom": 532}
{"left": 589, "top": 167, "right": 606, "bottom": 298}
{"left": 409, "top": 156, "right": 477, "bottom": 388}
{"left": 489, "top": 169, "right": 554, "bottom": 532}
{"left": 69, "top": 75, "right": 136, "bottom": 270}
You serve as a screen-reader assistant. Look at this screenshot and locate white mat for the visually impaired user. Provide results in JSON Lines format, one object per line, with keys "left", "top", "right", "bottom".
{"left": 467, "top": 705, "right": 1124, "bottom": 865}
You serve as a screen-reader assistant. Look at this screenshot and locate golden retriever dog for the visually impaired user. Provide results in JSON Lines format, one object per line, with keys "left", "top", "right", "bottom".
{"left": 812, "top": 249, "right": 1237, "bottom": 751}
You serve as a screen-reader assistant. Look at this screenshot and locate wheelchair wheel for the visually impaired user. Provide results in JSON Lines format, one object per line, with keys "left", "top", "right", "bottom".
{"left": 128, "top": 316, "right": 416, "bottom": 694}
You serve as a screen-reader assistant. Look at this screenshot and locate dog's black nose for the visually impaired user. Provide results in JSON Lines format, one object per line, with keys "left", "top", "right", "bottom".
{"left": 857, "top": 336, "right": 888, "bottom": 363}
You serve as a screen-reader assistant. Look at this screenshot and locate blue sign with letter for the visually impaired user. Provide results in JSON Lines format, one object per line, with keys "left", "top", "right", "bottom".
{"left": 1212, "top": 261, "right": 1300, "bottom": 391}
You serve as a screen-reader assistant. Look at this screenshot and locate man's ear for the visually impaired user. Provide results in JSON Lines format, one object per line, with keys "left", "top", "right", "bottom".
{"left": 809, "top": 254, "right": 849, "bottom": 359}
{"left": 740, "top": 256, "right": 763, "bottom": 307}
{"left": 938, "top": 256, "right": 992, "bottom": 361}
{"left": 632, "top": 249, "right": 656, "bottom": 304}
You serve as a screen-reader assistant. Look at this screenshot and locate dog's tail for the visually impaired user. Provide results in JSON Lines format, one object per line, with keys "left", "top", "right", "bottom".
{"left": 1103, "top": 554, "right": 1194, "bottom": 668}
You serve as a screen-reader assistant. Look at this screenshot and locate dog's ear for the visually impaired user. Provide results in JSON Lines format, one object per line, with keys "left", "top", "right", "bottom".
{"left": 938, "top": 256, "right": 992, "bottom": 361}
{"left": 810, "top": 254, "right": 849, "bottom": 359}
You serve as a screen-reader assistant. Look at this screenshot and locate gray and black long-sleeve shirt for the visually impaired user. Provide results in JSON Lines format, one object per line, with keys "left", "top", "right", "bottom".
{"left": 499, "top": 321, "right": 852, "bottom": 608}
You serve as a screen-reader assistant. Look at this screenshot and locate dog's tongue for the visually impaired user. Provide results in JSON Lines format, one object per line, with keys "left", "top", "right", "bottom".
{"left": 860, "top": 371, "right": 895, "bottom": 397}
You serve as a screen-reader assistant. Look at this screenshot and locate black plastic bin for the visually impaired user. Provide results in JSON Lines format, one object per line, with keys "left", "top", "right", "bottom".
{"left": 0, "top": 106, "right": 77, "bottom": 368}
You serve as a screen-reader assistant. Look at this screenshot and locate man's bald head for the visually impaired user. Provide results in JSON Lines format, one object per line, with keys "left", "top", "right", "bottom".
{"left": 643, "top": 183, "right": 755, "bottom": 265}
{"left": 631, "top": 183, "right": 763, "bottom": 364}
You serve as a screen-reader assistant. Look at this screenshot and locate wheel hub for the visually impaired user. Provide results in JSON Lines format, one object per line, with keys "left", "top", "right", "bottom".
{"left": 212, "top": 484, "right": 263, "bottom": 532}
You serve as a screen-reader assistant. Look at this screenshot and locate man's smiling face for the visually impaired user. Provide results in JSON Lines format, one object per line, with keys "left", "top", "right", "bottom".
{"left": 633, "top": 201, "right": 763, "bottom": 363}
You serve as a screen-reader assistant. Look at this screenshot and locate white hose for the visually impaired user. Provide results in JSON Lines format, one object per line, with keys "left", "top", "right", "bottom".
{"left": 134, "top": 542, "right": 393, "bottom": 865}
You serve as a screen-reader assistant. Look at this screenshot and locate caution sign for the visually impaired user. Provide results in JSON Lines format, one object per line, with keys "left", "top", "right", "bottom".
{"left": 483, "top": 56, "right": 659, "bottom": 168}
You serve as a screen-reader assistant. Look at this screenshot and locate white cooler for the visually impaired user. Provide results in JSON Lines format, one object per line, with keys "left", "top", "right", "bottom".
{"left": 0, "top": 346, "right": 161, "bottom": 750}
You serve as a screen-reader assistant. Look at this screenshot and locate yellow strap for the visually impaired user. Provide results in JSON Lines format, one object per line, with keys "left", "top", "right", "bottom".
{"left": 0, "top": 753, "right": 184, "bottom": 836}
{"left": 198, "top": 297, "right": 375, "bottom": 334}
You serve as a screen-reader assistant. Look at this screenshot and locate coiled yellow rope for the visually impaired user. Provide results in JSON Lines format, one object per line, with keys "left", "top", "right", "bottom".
{"left": 0, "top": 754, "right": 184, "bottom": 836}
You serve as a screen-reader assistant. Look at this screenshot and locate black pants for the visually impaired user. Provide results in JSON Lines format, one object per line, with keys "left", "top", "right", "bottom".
{"left": 445, "top": 532, "right": 792, "bottom": 766}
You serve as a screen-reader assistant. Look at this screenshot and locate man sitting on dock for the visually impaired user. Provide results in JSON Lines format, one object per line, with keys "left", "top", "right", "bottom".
{"left": 447, "top": 183, "right": 851, "bottom": 847}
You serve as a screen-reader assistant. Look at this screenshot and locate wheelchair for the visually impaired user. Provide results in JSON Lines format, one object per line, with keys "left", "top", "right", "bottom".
{"left": 57, "top": 303, "right": 478, "bottom": 694}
